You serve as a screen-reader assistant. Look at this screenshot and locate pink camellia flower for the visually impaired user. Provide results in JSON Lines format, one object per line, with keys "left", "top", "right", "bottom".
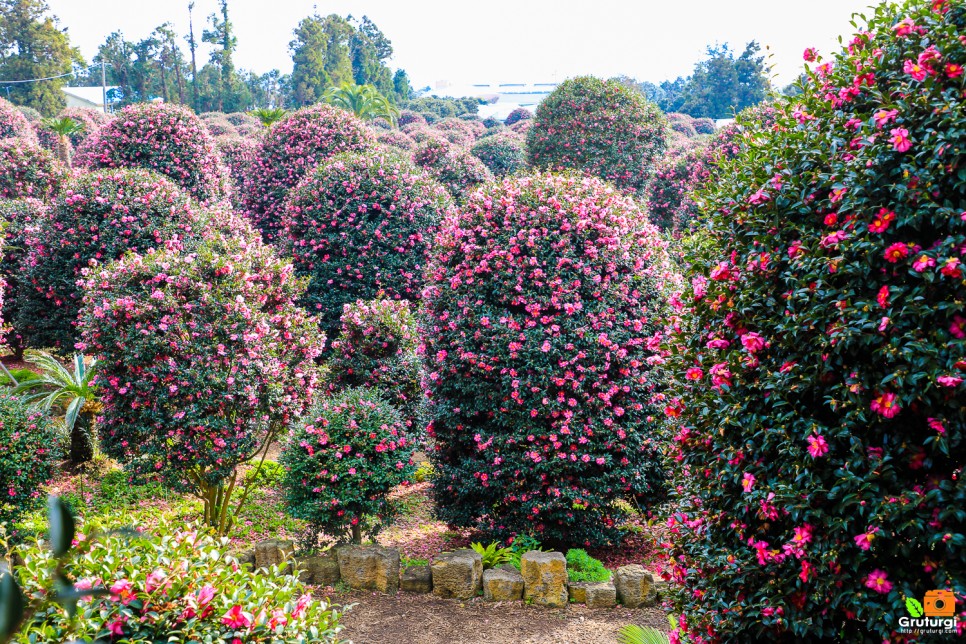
{"left": 854, "top": 527, "right": 878, "bottom": 551}
{"left": 873, "top": 109, "right": 898, "bottom": 128}
{"left": 947, "top": 63, "right": 964, "bottom": 79}
{"left": 803, "top": 47, "right": 818, "bottom": 62}
{"left": 868, "top": 208, "right": 895, "bottom": 233}
{"left": 937, "top": 375, "right": 963, "bottom": 388}
{"left": 197, "top": 584, "right": 216, "bottom": 606}
{"left": 788, "top": 240, "right": 803, "bottom": 258}
{"left": 903, "top": 59, "right": 929, "bottom": 81}
{"left": 709, "top": 263, "right": 732, "bottom": 281}
{"left": 871, "top": 391, "right": 900, "bottom": 418}
{"left": 145, "top": 569, "right": 167, "bottom": 593}
{"left": 927, "top": 418, "right": 946, "bottom": 435}
{"left": 807, "top": 434, "right": 829, "bottom": 458}
{"left": 893, "top": 18, "right": 916, "bottom": 36}
{"left": 876, "top": 285, "right": 890, "bottom": 309}
{"left": 865, "top": 569, "right": 893, "bottom": 594}
{"left": 107, "top": 619, "right": 126, "bottom": 636}
{"left": 741, "top": 333, "right": 765, "bottom": 353}
{"left": 950, "top": 315, "right": 966, "bottom": 339}
{"left": 884, "top": 243, "right": 910, "bottom": 263}
{"left": 912, "top": 254, "right": 936, "bottom": 272}
{"left": 741, "top": 472, "right": 756, "bottom": 493}
{"left": 110, "top": 579, "right": 135, "bottom": 605}
{"left": 889, "top": 128, "right": 912, "bottom": 152}
{"left": 222, "top": 605, "right": 252, "bottom": 629}
{"left": 940, "top": 258, "right": 963, "bottom": 278}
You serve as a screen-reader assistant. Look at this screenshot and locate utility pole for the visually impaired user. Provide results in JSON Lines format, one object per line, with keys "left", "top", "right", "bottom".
{"left": 101, "top": 61, "right": 107, "bottom": 115}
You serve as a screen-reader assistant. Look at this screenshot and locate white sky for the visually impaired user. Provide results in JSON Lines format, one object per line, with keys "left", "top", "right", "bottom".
{"left": 47, "top": 0, "right": 884, "bottom": 89}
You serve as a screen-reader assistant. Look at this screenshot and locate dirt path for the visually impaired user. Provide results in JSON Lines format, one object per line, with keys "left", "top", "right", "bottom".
{"left": 332, "top": 591, "right": 667, "bottom": 644}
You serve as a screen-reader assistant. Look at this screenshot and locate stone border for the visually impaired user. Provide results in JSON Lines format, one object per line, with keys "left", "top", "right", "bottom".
{"left": 240, "top": 540, "right": 665, "bottom": 609}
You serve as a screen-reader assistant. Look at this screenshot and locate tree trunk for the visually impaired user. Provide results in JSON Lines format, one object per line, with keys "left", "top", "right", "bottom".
{"left": 351, "top": 523, "right": 362, "bottom": 545}
{"left": 56, "top": 135, "right": 71, "bottom": 168}
{"left": 70, "top": 411, "right": 95, "bottom": 465}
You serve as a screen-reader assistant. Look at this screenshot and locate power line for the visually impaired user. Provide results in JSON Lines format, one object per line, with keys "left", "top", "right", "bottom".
{"left": 0, "top": 63, "right": 101, "bottom": 85}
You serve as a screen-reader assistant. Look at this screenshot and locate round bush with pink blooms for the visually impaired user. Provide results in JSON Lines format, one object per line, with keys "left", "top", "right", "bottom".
{"left": 663, "top": 2, "right": 966, "bottom": 640}
{"left": 0, "top": 395, "right": 60, "bottom": 528}
{"left": 526, "top": 76, "right": 670, "bottom": 194}
{"left": 0, "top": 198, "right": 47, "bottom": 352}
{"left": 470, "top": 132, "right": 526, "bottom": 177}
{"left": 60, "top": 106, "right": 111, "bottom": 146}
{"left": 282, "top": 150, "right": 451, "bottom": 336}
{"left": 504, "top": 107, "right": 532, "bottom": 126}
{"left": 0, "top": 139, "right": 67, "bottom": 200}
{"left": 0, "top": 97, "right": 38, "bottom": 143}
{"left": 15, "top": 169, "right": 202, "bottom": 352}
{"left": 281, "top": 387, "right": 416, "bottom": 544}
{"left": 423, "top": 171, "right": 677, "bottom": 546}
{"left": 78, "top": 103, "right": 230, "bottom": 204}
{"left": 243, "top": 104, "right": 374, "bottom": 240}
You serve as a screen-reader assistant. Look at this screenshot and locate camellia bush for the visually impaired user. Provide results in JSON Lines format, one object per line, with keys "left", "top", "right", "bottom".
{"left": 77, "top": 228, "right": 325, "bottom": 535}
{"left": 414, "top": 143, "right": 492, "bottom": 203}
{"left": 281, "top": 387, "right": 416, "bottom": 544}
{"left": 15, "top": 169, "right": 202, "bottom": 352}
{"left": 15, "top": 525, "right": 344, "bottom": 642}
{"left": 243, "top": 104, "right": 373, "bottom": 240}
{"left": 526, "top": 76, "right": 670, "bottom": 194}
{"left": 398, "top": 110, "right": 427, "bottom": 127}
{"left": 0, "top": 97, "right": 38, "bottom": 143}
{"left": 423, "top": 171, "right": 677, "bottom": 546}
{"left": 0, "top": 198, "right": 47, "bottom": 353}
{"left": 216, "top": 135, "right": 260, "bottom": 209}
{"left": 663, "top": 1, "right": 966, "bottom": 640}
{"left": 432, "top": 117, "right": 478, "bottom": 146}
{"left": 0, "top": 139, "right": 67, "bottom": 200}
{"left": 504, "top": 107, "right": 532, "bottom": 126}
{"left": 77, "top": 103, "right": 230, "bottom": 204}
{"left": 376, "top": 129, "right": 417, "bottom": 152}
{"left": 693, "top": 117, "right": 716, "bottom": 135}
{"left": 0, "top": 395, "right": 60, "bottom": 529}
{"left": 471, "top": 132, "right": 527, "bottom": 177}
{"left": 326, "top": 299, "right": 428, "bottom": 434}
{"left": 59, "top": 106, "right": 110, "bottom": 146}
{"left": 282, "top": 150, "right": 452, "bottom": 336}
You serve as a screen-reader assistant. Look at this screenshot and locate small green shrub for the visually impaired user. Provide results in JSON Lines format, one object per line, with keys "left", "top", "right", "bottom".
{"left": 401, "top": 555, "right": 429, "bottom": 568}
{"left": 565, "top": 548, "right": 610, "bottom": 582}
{"left": 471, "top": 542, "right": 513, "bottom": 570}
{"left": 244, "top": 460, "right": 286, "bottom": 488}
{"left": 0, "top": 396, "right": 60, "bottom": 530}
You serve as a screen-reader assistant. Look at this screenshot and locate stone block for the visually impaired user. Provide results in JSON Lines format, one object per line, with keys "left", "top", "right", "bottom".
{"left": 297, "top": 552, "right": 341, "bottom": 586}
{"left": 431, "top": 549, "right": 483, "bottom": 600}
{"left": 337, "top": 545, "right": 400, "bottom": 594}
{"left": 614, "top": 565, "right": 657, "bottom": 608}
{"left": 521, "top": 551, "right": 568, "bottom": 608}
{"left": 400, "top": 565, "right": 433, "bottom": 593}
{"left": 254, "top": 539, "right": 294, "bottom": 574}
{"left": 483, "top": 567, "right": 524, "bottom": 601}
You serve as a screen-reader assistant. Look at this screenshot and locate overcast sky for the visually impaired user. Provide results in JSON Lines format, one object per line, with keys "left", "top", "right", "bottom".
{"left": 46, "top": 0, "right": 883, "bottom": 89}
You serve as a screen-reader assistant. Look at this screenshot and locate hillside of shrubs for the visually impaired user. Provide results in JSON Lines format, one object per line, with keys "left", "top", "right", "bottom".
{"left": 0, "top": 0, "right": 961, "bottom": 641}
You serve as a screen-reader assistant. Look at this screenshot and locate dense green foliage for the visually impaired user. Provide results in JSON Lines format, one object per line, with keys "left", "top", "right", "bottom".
{"left": 664, "top": 2, "right": 966, "bottom": 640}
{"left": 565, "top": 548, "right": 611, "bottom": 583}
{"left": 0, "top": 395, "right": 59, "bottom": 529}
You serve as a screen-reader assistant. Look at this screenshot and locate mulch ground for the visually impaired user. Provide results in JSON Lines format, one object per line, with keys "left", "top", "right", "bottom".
{"left": 331, "top": 590, "right": 666, "bottom": 644}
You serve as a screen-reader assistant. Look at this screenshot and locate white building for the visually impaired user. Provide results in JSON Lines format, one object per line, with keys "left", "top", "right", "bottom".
{"left": 61, "top": 86, "right": 116, "bottom": 112}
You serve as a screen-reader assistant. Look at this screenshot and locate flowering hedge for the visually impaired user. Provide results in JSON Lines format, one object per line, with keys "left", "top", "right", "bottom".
{"left": 414, "top": 143, "right": 492, "bottom": 203}
{"left": 281, "top": 387, "right": 416, "bottom": 543}
{"left": 663, "top": 2, "right": 966, "bottom": 640}
{"left": 398, "top": 110, "right": 427, "bottom": 127}
{"left": 0, "top": 97, "right": 37, "bottom": 143}
{"left": 670, "top": 119, "right": 698, "bottom": 138}
{"left": 15, "top": 169, "right": 201, "bottom": 352}
{"left": 376, "top": 129, "right": 417, "bottom": 152}
{"left": 77, "top": 228, "right": 324, "bottom": 531}
{"left": 282, "top": 150, "right": 451, "bottom": 337}
{"left": 15, "top": 526, "right": 343, "bottom": 642}
{"left": 77, "top": 103, "right": 230, "bottom": 204}
{"left": 216, "top": 135, "right": 260, "bottom": 209}
{"left": 0, "top": 139, "right": 67, "bottom": 200}
{"left": 226, "top": 112, "right": 259, "bottom": 127}
{"left": 432, "top": 118, "right": 477, "bottom": 146}
{"left": 326, "top": 299, "right": 428, "bottom": 434}
{"left": 692, "top": 117, "right": 716, "bottom": 135}
{"left": 526, "top": 76, "right": 670, "bottom": 194}
{"left": 0, "top": 395, "right": 59, "bottom": 528}
{"left": 243, "top": 105, "right": 374, "bottom": 241}
{"left": 470, "top": 132, "right": 526, "bottom": 177}
{"left": 504, "top": 107, "right": 532, "bottom": 126}
{"left": 0, "top": 198, "right": 46, "bottom": 352}
{"left": 423, "top": 171, "right": 676, "bottom": 546}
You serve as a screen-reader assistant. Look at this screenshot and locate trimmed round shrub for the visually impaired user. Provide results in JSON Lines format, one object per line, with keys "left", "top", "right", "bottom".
{"left": 282, "top": 150, "right": 451, "bottom": 336}
{"left": 0, "top": 199, "right": 46, "bottom": 351}
{"left": 31, "top": 121, "right": 59, "bottom": 151}
{"left": 78, "top": 103, "right": 230, "bottom": 204}
{"left": 15, "top": 169, "right": 202, "bottom": 351}
{"left": 423, "top": 172, "right": 677, "bottom": 546}
{"left": 413, "top": 137, "right": 452, "bottom": 167}
{"left": 0, "top": 395, "right": 60, "bottom": 528}
{"left": 15, "top": 105, "right": 41, "bottom": 123}
{"left": 0, "top": 97, "right": 37, "bottom": 143}
{"left": 670, "top": 119, "right": 698, "bottom": 138}
{"left": 692, "top": 117, "right": 716, "bottom": 135}
{"left": 527, "top": 76, "right": 670, "bottom": 194}
{"left": 326, "top": 299, "right": 428, "bottom": 434}
{"left": 432, "top": 118, "right": 477, "bottom": 146}
{"left": 401, "top": 124, "right": 445, "bottom": 144}
{"left": 243, "top": 104, "right": 374, "bottom": 241}
{"left": 15, "top": 526, "right": 344, "bottom": 642}
{"left": 225, "top": 111, "right": 259, "bottom": 127}
{"left": 60, "top": 107, "right": 111, "bottom": 146}
{"left": 77, "top": 231, "right": 324, "bottom": 530}
{"left": 471, "top": 132, "right": 526, "bottom": 176}
{"left": 414, "top": 143, "right": 492, "bottom": 203}
{"left": 282, "top": 387, "right": 416, "bottom": 543}
{"left": 482, "top": 116, "right": 503, "bottom": 129}
{"left": 398, "top": 110, "right": 427, "bottom": 127}
{"left": 0, "top": 139, "right": 67, "bottom": 200}
{"left": 203, "top": 119, "right": 239, "bottom": 137}
{"left": 509, "top": 119, "right": 532, "bottom": 135}
{"left": 666, "top": 112, "right": 690, "bottom": 123}
{"left": 376, "top": 129, "right": 417, "bottom": 152}
{"left": 664, "top": 2, "right": 966, "bottom": 641}
{"left": 216, "top": 135, "right": 260, "bottom": 209}
{"left": 504, "top": 107, "right": 532, "bottom": 126}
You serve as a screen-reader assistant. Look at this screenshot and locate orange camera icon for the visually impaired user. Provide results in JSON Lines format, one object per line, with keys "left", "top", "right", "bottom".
{"left": 924, "top": 590, "right": 956, "bottom": 617}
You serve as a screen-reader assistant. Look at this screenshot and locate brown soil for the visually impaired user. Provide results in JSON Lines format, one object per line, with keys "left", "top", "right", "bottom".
{"left": 330, "top": 591, "right": 666, "bottom": 644}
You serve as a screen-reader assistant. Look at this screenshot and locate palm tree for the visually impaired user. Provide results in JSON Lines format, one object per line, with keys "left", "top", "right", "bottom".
{"left": 250, "top": 107, "right": 288, "bottom": 128}
{"left": 41, "top": 116, "right": 84, "bottom": 167}
{"left": 324, "top": 83, "right": 399, "bottom": 126}
{"left": 13, "top": 351, "right": 100, "bottom": 465}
